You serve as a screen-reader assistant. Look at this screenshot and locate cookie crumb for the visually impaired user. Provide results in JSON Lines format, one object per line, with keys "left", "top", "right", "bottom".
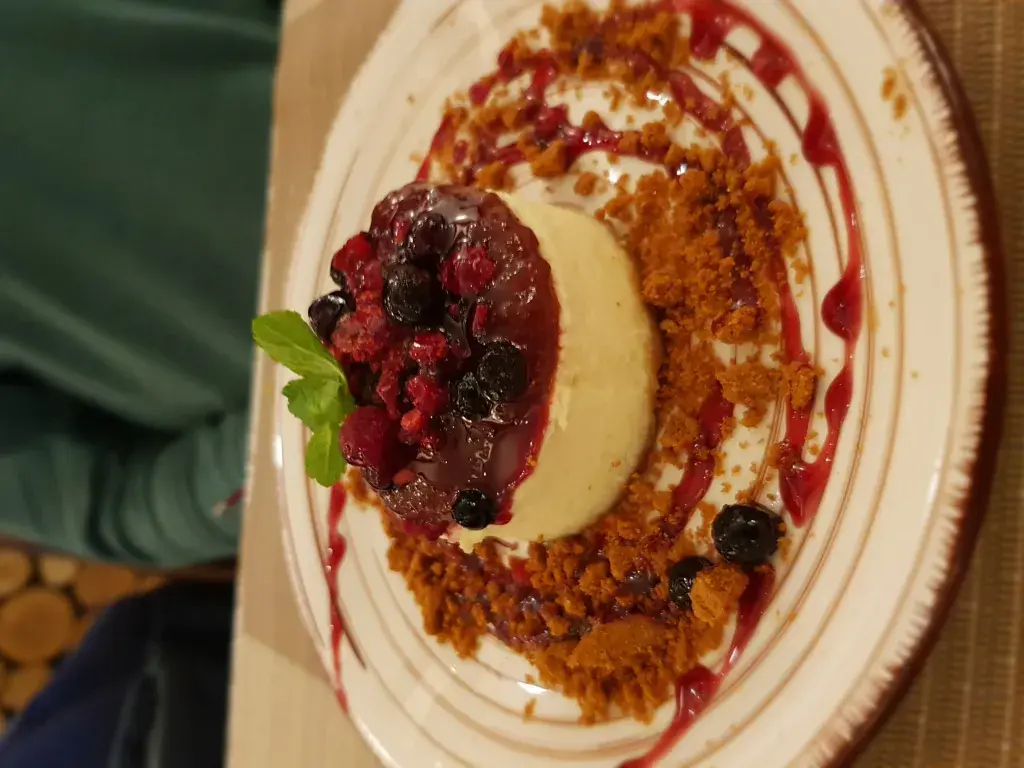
{"left": 574, "top": 171, "right": 600, "bottom": 196}
{"left": 690, "top": 565, "right": 748, "bottom": 624}
{"left": 531, "top": 140, "right": 570, "bottom": 177}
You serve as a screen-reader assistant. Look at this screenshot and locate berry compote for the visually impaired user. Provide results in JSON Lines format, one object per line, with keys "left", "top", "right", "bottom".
{"left": 321, "top": 183, "right": 560, "bottom": 537}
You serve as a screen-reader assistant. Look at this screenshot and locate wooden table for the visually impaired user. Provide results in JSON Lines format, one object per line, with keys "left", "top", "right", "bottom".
{"left": 226, "top": 1, "right": 1024, "bottom": 765}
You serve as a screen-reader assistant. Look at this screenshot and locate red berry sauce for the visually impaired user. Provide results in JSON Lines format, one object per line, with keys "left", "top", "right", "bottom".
{"left": 325, "top": 184, "right": 560, "bottom": 535}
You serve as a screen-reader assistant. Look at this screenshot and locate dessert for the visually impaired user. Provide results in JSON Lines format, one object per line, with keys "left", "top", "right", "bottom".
{"left": 326, "top": 184, "right": 658, "bottom": 547}
{"left": 253, "top": 0, "right": 865, "bottom": 759}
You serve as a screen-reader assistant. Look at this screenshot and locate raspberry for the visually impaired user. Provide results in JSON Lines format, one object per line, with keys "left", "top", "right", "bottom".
{"left": 399, "top": 409, "right": 428, "bottom": 444}
{"left": 332, "top": 233, "right": 373, "bottom": 280}
{"left": 354, "top": 259, "right": 384, "bottom": 296}
{"left": 440, "top": 245, "right": 497, "bottom": 296}
{"left": 339, "top": 406, "right": 410, "bottom": 489}
{"left": 375, "top": 347, "right": 409, "bottom": 419}
{"left": 409, "top": 332, "right": 449, "bottom": 366}
{"left": 471, "top": 303, "right": 490, "bottom": 338}
{"left": 405, "top": 375, "right": 448, "bottom": 417}
{"left": 332, "top": 304, "right": 393, "bottom": 363}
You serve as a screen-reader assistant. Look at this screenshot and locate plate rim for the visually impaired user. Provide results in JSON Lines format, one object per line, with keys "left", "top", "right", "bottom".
{"left": 825, "top": 1, "right": 1008, "bottom": 765}
{"left": 269, "top": 0, "right": 1010, "bottom": 764}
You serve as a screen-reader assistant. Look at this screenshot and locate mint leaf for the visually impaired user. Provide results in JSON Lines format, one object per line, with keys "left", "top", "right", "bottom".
{"left": 254, "top": 310, "right": 355, "bottom": 486}
{"left": 283, "top": 377, "right": 351, "bottom": 430}
{"left": 306, "top": 423, "right": 345, "bottom": 487}
{"left": 252, "top": 311, "right": 343, "bottom": 380}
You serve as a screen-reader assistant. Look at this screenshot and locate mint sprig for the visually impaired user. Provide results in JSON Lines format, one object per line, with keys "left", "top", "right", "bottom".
{"left": 253, "top": 311, "right": 355, "bottom": 487}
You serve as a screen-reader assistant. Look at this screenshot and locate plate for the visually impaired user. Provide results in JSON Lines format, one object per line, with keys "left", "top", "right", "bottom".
{"left": 271, "top": 1, "right": 1004, "bottom": 766}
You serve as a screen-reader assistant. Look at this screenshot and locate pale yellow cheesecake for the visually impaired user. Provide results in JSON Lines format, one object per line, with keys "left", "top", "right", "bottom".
{"left": 457, "top": 194, "right": 658, "bottom": 550}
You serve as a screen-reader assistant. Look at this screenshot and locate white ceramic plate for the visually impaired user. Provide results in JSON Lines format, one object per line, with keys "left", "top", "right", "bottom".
{"left": 272, "top": 1, "right": 1004, "bottom": 766}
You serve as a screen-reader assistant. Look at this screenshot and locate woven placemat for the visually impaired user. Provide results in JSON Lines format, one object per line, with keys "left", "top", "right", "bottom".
{"left": 230, "top": 1, "right": 1024, "bottom": 766}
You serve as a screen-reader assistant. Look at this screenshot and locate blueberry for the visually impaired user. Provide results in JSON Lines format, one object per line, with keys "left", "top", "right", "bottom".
{"left": 307, "top": 289, "right": 354, "bottom": 342}
{"left": 452, "top": 489, "right": 497, "bottom": 529}
{"left": 712, "top": 504, "right": 782, "bottom": 566}
{"left": 383, "top": 264, "right": 440, "bottom": 325}
{"left": 404, "top": 212, "right": 454, "bottom": 262}
{"left": 667, "top": 556, "right": 713, "bottom": 609}
{"left": 476, "top": 341, "right": 527, "bottom": 403}
{"left": 452, "top": 373, "right": 492, "bottom": 420}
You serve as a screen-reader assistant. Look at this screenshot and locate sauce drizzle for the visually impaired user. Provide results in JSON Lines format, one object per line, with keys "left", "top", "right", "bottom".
{"left": 326, "top": 483, "right": 358, "bottom": 712}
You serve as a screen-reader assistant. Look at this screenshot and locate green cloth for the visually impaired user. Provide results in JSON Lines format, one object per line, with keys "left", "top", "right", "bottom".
{"left": 0, "top": 0, "right": 279, "bottom": 565}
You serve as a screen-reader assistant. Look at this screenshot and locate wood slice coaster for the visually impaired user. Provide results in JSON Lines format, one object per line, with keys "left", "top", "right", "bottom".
{"left": 73, "top": 564, "right": 137, "bottom": 608}
{"left": 0, "top": 551, "right": 32, "bottom": 599}
{"left": 64, "top": 612, "right": 99, "bottom": 653}
{"left": 136, "top": 574, "right": 168, "bottom": 593}
{"left": 0, "top": 588, "right": 74, "bottom": 664}
{"left": 38, "top": 555, "right": 80, "bottom": 588}
{"left": 2, "top": 664, "right": 52, "bottom": 711}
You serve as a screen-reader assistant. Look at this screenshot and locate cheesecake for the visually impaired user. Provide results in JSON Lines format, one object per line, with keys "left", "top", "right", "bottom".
{"left": 316, "top": 183, "right": 657, "bottom": 545}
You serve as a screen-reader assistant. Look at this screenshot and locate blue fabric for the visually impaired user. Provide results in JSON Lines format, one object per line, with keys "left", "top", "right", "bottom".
{"left": 0, "top": 583, "right": 234, "bottom": 768}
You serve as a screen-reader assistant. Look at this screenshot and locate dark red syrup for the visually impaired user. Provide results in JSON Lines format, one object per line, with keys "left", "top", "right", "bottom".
{"left": 326, "top": 483, "right": 361, "bottom": 712}
{"left": 670, "top": 385, "right": 735, "bottom": 521}
{"left": 325, "top": 184, "right": 560, "bottom": 534}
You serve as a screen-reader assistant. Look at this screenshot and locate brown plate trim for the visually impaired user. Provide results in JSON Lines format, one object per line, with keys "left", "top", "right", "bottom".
{"left": 832, "top": 1, "right": 1008, "bottom": 765}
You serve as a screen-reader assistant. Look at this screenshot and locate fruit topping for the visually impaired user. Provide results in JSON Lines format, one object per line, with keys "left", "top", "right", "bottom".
{"left": 477, "top": 341, "right": 528, "bottom": 403}
{"left": 452, "top": 489, "right": 498, "bottom": 530}
{"left": 399, "top": 409, "right": 429, "bottom": 444}
{"left": 383, "top": 264, "right": 441, "bottom": 325}
{"left": 404, "top": 211, "right": 455, "bottom": 262}
{"left": 452, "top": 373, "right": 493, "bottom": 420}
{"left": 712, "top": 504, "right": 782, "bottom": 566}
{"left": 331, "top": 233, "right": 373, "bottom": 285}
{"left": 405, "top": 374, "right": 448, "bottom": 417}
{"left": 307, "top": 289, "right": 354, "bottom": 343}
{"left": 440, "top": 245, "right": 497, "bottom": 296}
{"left": 307, "top": 184, "right": 558, "bottom": 533}
{"left": 470, "top": 303, "right": 490, "bottom": 338}
{"left": 409, "top": 331, "right": 450, "bottom": 366}
{"left": 339, "top": 406, "right": 411, "bottom": 490}
{"left": 667, "top": 556, "right": 713, "bottom": 609}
